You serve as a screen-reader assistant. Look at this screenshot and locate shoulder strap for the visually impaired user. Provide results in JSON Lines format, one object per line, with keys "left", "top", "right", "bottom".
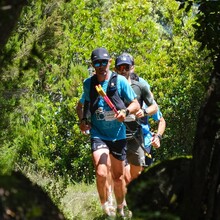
{"left": 89, "top": 72, "right": 126, "bottom": 114}
{"left": 107, "top": 72, "right": 126, "bottom": 110}
{"left": 130, "top": 72, "right": 139, "bottom": 81}
{"left": 107, "top": 72, "right": 117, "bottom": 96}
{"left": 89, "top": 75, "right": 100, "bottom": 114}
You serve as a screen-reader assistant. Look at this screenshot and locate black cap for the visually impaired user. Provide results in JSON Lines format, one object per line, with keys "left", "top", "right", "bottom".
{"left": 115, "top": 54, "right": 133, "bottom": 67}
{"left": 91, "top": 48, "right": 110, "bottom": 62}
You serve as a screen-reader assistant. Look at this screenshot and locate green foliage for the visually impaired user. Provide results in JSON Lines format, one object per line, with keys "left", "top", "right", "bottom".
{"left": 177, "top": 0, "right": 220, "bottom": 61}
{"left": 0, "top": 0, "right": 213, "bottom": 183}
{"left": 11, "top": 64, "right": 94, "bottom": 181}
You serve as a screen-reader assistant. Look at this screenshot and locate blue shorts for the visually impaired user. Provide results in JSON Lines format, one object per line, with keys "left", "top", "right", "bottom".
{"left": 91, "top": 138, "right": 127, "bottom": 161}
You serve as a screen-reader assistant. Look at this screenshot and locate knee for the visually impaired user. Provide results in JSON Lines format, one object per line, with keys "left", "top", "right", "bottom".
{"left": 130, "top": 166, "right": 143, "bottom": 180}
{"left": 112, "top": 174, "right": 124, "bottom": 186}
{"left": 131, "top": 172, "right": 140, "bottom": 180}
{"left": 96, "top": 167, "right": 108, "bottom": 180}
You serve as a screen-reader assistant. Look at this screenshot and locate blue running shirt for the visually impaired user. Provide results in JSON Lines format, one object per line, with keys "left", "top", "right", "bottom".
{"left": 141, "top": 102, "right": 163, "bottom": 149}
{"left": 83, "top": 72, "right": 137, "bottom": 141}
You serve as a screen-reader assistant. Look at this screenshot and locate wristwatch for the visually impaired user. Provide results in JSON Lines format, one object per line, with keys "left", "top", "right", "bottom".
{"left": 156, "top": 134, "right": 162, "bottom": 140}
{"left": 81, "top": 118, "right": 88, "bottom": 124}
{"left": 143, "top": 108, "right": 148, "bottom": 116}
{"left": 125, "top": 108, "right": 130, "bottom": 116}
{"left": 120, "top": 109, "right": 130, "bottom": 117}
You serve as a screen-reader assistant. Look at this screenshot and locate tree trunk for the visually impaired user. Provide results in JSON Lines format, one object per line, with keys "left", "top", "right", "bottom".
{"left": 185, "top": 56, "right": 220, "bottom": 220}
{"left": 0, "top": 0, "right": 27, "bottom": 48}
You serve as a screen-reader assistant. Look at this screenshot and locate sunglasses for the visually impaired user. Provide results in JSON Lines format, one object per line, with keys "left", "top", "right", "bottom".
{"left": 93, "top": 60, "right": 108, "bottom": 68}
{"left": 116, "top": 64, "right": 131, "bottom": 72}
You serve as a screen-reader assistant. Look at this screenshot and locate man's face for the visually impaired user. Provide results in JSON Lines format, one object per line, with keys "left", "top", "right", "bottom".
{"left": 92, "top": 59, "right": 110, "bottom": 76}
{"left": 116, "top": 64, "right": 132, "bottom": 79}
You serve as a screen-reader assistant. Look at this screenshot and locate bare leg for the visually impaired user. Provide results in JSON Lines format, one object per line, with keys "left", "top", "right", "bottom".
{"left": 110, "top": 154, "right": 126, "bottom": 206}
{"left": 124, "top": 164, "right": 131, "bottom": 185}
{"left": 107, "top": 170, "right": 114, "bottom": 206}
{"left": 129, "top": 164, "right": 143, "bottom": 183}
{"left": 124, "top": 164, "right": 143, "bottom": 185}
{"left": 92, "top": 148, "right": 111, "bottom": 205}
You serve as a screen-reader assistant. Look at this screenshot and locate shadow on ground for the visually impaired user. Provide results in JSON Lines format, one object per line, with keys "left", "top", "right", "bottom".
{"left": 0, "top": 171, "right": 65, "bottom": 220}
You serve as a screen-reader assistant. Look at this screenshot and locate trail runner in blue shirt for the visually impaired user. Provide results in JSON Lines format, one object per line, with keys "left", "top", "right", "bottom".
{"left": 78, "top": 48, "right": 140, "bottom": 219}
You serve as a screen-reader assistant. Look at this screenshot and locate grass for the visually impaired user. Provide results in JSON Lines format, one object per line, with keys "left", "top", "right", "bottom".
{"left": 24, "top": 169, "right": 106, "bottom": 220}
{"left": 60, "top": 182, "right": 103, "bottom": 219}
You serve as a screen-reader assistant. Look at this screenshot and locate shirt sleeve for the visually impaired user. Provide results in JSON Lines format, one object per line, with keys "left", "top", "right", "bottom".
{"left": 151, "top": 109, "right": 163, "bottom": 121}
{"left": 139, "top": 77, "right": 150, "bottom": 89}
{"left": 140, "top": 82, "right": 154, "bottom": 106}
{"left": 118, "top": 75, "right": 137, "bottom": 102}
{"left": 79, "top": 92, "right": 85, "bottom": 105}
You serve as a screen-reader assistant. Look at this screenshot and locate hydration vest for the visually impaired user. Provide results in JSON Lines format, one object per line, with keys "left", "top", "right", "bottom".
{"left": 89, "top": 72, "right": 126, "bottom": 115}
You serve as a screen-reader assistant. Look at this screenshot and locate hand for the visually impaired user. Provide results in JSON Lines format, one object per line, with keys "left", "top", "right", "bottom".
{"left": 151, "top": 134, "right": 161, "bottom": 148}
{"left": 115, "top": 109, "right": 126, "bottom": 122}
{"left": 135, "top": 109, "right": 145, "bottom": 118}
{"left": 79, "top": 119, "right": 91, "bottom": 135}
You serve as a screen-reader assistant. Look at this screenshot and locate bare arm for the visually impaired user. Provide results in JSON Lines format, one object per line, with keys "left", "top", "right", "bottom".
{"left": 157, "top": 116, "right": 166, "bottom": 137}
{"left": 151, "top": 116, "right": 166, "bottom": 148}
{"left": 76, "top": 101, "right": 84, "bottom": 121}
{"left": 116, "top": 99, "right": 140, "bottom": 122}
{"left": 135, "top": 84, "right": 158, "bottom": 118}
{"left": 126, "top": 98, "right": 140, "bottom": 115}
{"left": 76, "top": 100, "right": 91, "bottom": 134}
{"left": 136, "top": 103, "right": 158, "bottom": 118}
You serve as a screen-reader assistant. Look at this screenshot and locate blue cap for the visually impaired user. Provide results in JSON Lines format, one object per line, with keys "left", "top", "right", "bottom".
{"left": 115, "top": 54, "right": 133, "bottom": 67}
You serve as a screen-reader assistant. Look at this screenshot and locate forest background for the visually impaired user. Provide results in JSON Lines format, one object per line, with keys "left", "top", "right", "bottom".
{"left": 0, "top": 0, "right": 218, "bottom": 219}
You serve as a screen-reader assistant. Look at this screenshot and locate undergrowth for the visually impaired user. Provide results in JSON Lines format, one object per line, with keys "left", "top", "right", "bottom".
{"left": 17, "top": 165, "right": 104, "bottom": 220}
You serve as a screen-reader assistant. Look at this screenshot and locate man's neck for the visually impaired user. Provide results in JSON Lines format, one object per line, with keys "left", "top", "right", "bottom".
{"left": 127, "top": 76, "right": 131, "bottom": 85}
{"left": 97, "top": 70, "right": 111, "bottom": 82}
